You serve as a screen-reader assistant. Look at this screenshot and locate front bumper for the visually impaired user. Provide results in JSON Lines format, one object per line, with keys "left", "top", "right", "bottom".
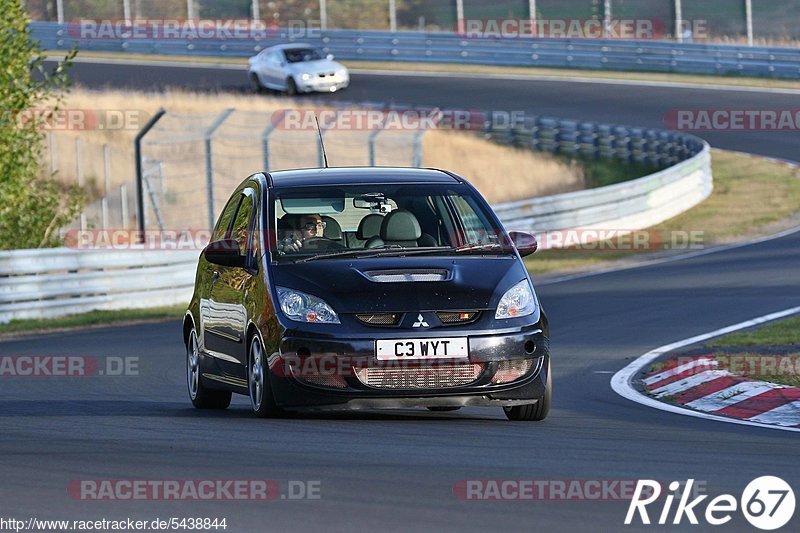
{"left": 298, "top": 78, "right": 350, "bottom": 93}
{"left": 267, "top": 326, "right": 550, "bottom": 410}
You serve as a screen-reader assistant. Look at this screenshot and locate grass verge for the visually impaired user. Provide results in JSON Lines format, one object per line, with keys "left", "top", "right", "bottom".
{"left": 0, "top": 305, "right": 185, "bottom": 337}
{"left": 709, "top": 315, "right": 800, "bottom": 348}
{"left": 56, "top": 51, "right": 800, "bottom": 91}
{"left": 525, "top": 149, "right": 800, "bottom": 275}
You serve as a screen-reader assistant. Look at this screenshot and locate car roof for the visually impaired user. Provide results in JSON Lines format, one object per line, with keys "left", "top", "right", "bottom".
{"left": 266, "top": 43, "right": 315, "bottom": 52}
{"left": 267, "top": 167, "right": 462, "bottom": 188}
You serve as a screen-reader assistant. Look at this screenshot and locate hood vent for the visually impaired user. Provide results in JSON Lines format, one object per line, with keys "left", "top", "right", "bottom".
{"left": 362, "top": 269, "right": 450, "bottom": 283}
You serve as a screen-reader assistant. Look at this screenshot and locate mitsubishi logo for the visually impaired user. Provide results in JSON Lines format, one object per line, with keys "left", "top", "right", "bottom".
{"left": 412, "top": 314, "right": 429, "bottom": 328}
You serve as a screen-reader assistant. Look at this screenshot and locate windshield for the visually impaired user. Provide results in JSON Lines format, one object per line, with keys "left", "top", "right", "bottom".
{"left": 284, "top": 48, "right": 324, "bottom": 63}
{"left": 271, "top": 184, "right": 510, "bottom": 262}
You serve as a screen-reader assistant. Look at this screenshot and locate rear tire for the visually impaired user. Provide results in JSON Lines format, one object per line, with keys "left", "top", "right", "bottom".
{"left": 248, "top": 333, "right": 285, "bottom": 418}
{"left": 503, "top": 360, "right": 551, "bottom": 421}
{"left": 187, "top": 328, "right": 232, "bottom": 409}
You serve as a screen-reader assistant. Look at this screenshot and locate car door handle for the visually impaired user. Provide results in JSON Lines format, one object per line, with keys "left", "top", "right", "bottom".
{"left": 212, "top": 271, "right": 220, "bottom": 283}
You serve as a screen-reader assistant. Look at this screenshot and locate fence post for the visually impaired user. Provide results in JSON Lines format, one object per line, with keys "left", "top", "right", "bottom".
{"left": 49, "top": 133, "right": 57, "bottom": 174}
{"left": 745, "top": 0, "right": 753, "bottom": 46}
{"left": 123, "top": 0, "right": 131, "bottom": 21}
{"left": 412, "top": 130, "right": 425, "bottom": 167}
{"left": 204, "top": 109, "right": 235, "bottom": 229}
{"left": 134, "top": 108, "right": 166, "bottom": 237}
{"left": 121, "top": 185, "right": 129, "bottom": 230}
{"left": 320, "top": 0, "right": 328, "bottom": 30}
{"left": 603, "top": 0, "right": 612, "bottom": 39}
{"left": 252, "top": 0, "right": 260, "bottom": 21}
{"left": 75, "top": 138, "right": 86, "bottom": 231}
{"left": 102, "top": 144, "right": 110, "bottom": 229}
{"left": 368, "top": 123, "right": 384, "bottom": 165}
{"left": 389, "top": 0, "right": 397, "bottom": 32}
{"left": 186, "top": 0, "right": 195, "bottom": 19}
{"left": 261, "top": 119, "right": 277, "bottom": 171}
{"left": 674, "top": 0, "right": 683, "bottom": 42}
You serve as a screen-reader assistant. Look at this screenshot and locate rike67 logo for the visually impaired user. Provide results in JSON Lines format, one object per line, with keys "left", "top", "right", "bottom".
{"left": 626, "top": 477, "right": 795, "bottom": 530}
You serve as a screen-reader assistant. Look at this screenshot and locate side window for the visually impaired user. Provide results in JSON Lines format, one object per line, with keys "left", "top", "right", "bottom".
{"left": 231, "top": 194, "right": 255, "bottom": 258}
{"left": 450, "top": 195, "right": 492, "bottom": 245}
{"left": 211, "top": 195, "right": 239, "bottom": 242}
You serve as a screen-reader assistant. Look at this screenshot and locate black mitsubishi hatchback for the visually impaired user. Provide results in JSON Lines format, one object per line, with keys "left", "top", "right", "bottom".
{"left": 183, "top": 167, "right": 551, "bottom": 420}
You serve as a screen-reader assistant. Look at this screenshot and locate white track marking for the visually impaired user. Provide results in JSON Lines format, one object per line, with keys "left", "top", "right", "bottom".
{"left": 611, "top": 306, "right": 800, "bottom": 433}
{"left": 749, "top": 401, "right": 800, "bottom": 427}
{"left": 650, "top": 370, "right": 731, "bottom": 398}
{"left": 685, "top": 382, "right": 778, "bottom": 412}
{"left": 643, "top": 357, "right": 717, "bottom": 386}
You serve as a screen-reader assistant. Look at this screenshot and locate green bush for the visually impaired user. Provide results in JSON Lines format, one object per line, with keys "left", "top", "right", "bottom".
{"left": 0, "top": 0, "right": 84, "bottom": 250}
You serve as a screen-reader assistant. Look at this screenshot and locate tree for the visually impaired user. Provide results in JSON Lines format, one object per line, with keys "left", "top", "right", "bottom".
{"left": 0, "top": 0, "right": 84, "bottom": 249}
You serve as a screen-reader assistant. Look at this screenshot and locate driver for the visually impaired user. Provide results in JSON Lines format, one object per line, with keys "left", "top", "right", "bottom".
{"left": 278, "top": 214, "right": 326, "bottom": 253}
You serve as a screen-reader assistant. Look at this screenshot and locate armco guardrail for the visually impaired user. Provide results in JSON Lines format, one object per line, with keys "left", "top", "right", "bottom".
{"left": 482, "top": 115, "right": 712, "bottom": 233}
{"left": 31, "top": 21, "right": 800, "bottom": 78}
{"left": 0, "top": 248, "right": 198, "bottom": 323}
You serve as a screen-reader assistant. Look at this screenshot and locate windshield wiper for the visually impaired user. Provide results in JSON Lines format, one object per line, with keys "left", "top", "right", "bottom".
{"left": 452, "top": 243, "right": 504, "bottom": 253}
{"left": 292, "top": 248, "right": 386, "bottom": 263}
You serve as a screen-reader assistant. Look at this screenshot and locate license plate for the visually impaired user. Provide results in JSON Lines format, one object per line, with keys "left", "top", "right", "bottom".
{"left": 376, "top": 338, "right": 468, "bottom": 360}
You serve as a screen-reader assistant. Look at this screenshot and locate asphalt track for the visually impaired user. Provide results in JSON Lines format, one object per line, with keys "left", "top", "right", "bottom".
{"left": 2, "top": 60, "right": 797, "bottom": 531}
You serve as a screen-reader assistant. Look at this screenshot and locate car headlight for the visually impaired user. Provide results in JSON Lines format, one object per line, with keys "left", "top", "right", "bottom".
{"left": 300, "top": 73, "right": 312, "bottom": 81}
{"left": 277, "top": 287, "right": 340, "bottom": 324}
{"left": 495, "top": 280, "right": 536, "bottom": 320}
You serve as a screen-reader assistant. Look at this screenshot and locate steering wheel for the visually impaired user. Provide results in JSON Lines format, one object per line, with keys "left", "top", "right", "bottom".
{"left": 302, "top": 237, "right": 344, "bottom": 250}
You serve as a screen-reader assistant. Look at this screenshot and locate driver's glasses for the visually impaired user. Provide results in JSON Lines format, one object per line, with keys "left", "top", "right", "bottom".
{"left": 302, "top": 221, "right": 326, "bottom": 231}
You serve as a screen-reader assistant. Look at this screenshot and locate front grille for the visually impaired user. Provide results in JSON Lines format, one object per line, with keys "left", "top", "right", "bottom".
{"left": 436, "top": 311, "right": 480, "bottom": 325}
{"left": 355, "top": 363, "right": 484, "bottom": 389}
{"left": 356, "top": 313, "right": 402, "bottom": 326}
{"left": 296, "top": 374, "right": 348, "bottom": 389}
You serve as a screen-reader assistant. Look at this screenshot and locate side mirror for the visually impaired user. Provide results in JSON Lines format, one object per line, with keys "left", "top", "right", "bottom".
{"left": 204, "top": 238, "right": 247, "bottom": 268}
{"left": 326, "top": 53, "right": 334, "bottom": 60}
{"left": 508, "top": 231, "right": 538, "bottom": 257}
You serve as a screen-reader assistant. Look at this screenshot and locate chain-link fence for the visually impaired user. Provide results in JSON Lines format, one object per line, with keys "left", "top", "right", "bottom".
{"left": 45, "top": 107, "right": 427, "bottom": 232}
{"left": 25, "top": 0, "right": 800, "bottom": 44}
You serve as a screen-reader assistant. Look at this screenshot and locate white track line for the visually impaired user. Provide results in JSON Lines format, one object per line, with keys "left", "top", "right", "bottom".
{"left": 642, "top": 357, "right": 717, "bottom": 386}
{"left": 650, "top": 370, "right": 732, "bottom": 398}
{"left": 749, "top": 401, "right": 800, "bottom": 427}
{"left": 611, "top": 306, "right": 800, "bottom": 433}
{"left": 685, "top": 382, "right": 778, "bottom": 412}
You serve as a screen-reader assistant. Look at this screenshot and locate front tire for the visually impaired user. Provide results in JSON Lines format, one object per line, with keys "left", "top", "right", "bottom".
{"left": 285, "top": 77, "right": 298, "bottom": 96}
{"left": 503, "top": 360, "right": 551, "bottom": 421}
{"left": 248, "top": 333, "right": 284, "bottom": 418}
{"left": 187, "top": 329, "right": 231, "bottom": 409}
{"left": 250, "top": 72, "right": 264, "bottom": 94}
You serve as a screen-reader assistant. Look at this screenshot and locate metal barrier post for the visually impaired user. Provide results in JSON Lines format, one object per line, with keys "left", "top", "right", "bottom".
{"left": 204, "top": 108, "right": 235, "bottom": 229}
{"left": 135, "top": 108, "right": 166, "bottom": 238}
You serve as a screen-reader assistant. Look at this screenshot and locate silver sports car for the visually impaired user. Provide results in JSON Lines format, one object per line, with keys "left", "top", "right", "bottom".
{"left": 248, "top": 44, "right": 350, "bottom": 95}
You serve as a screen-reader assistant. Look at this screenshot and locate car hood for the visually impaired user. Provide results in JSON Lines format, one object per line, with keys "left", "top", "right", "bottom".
{"left": 270, "top": 255, "right": 528, "bottom": 314}
{"left": 287, "top": 59, "right": 344, "bottom": 75}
